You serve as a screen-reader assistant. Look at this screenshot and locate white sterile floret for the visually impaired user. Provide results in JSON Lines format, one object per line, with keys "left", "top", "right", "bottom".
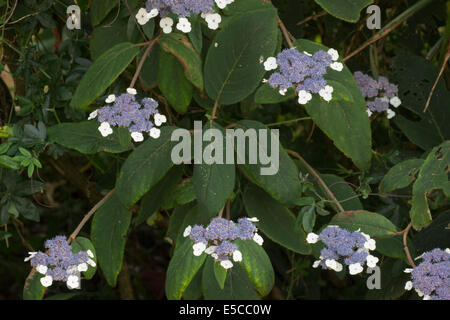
{"left": 253, "top": 233, "right": 264, "bottom": 246}
{"left": 404, "top": 268, "right": 413, "bottom": 273}
{"left": 131, "top": 132, "right": 144, "bottom": 142}
{"left": 423, "top": 295, "right": 431, "bottom": 300}
{"left": 366, "top": 255, "right": 379, "bottom": 268}
{"left": 24, "top": 252, "right": 37, "bottom": 262}
{"left": 40, "top": 275, "right": 53, "bottom": 287}
{"left": 136, "top": 8, "right": 150, "bottom": 25}
{"left": 386, "top": 108, "right": 396, "bottom": 119}
{"left": 279, "top": 88, "right": 287, "bottom": 96}
{"left": 215, "top": 0, "right": 234, "bottom": 10}
{"left": 176, "top": 17, "right": 192, "bottom": 33}
{"left": 148, "top": 8, "right": 159, "bottom": 19}
{"left": 160, "top": 17, "right": 174, "bottom": 34}
{"left": 349, "top": 263, "right": 364, "bottom": 275}
{"left": 77, "top": 263, "right": 88, "bottom": 272}
{"left": 446, "top": 248, "right": 450, "bottom": 254}
{"left": 88, "top": 110, "right": 98, "bottom": 120}
{"left": 87, "top": 250, "right": 94, "bottom": 259}
{"left": 66, "top": 275, "right": 80, "bottom": 290}
{"left": 193, "top": 242, "right": 206, "bottom": 256}
{"left": 334, "top": 261, "right": 343, "bottom": 272}
{"left": 389, "top": 96, "right": 401, "bottom": 108}
{"left": 327, "top": 48, "right": 339, "bottom": 61}
{"left": 264, "top": 57, "right": 278, "bottom": 71}
{"left": 325, "top": 259, "right": 339, "bottom": 271}
{"left": 105, "top": 94, "right": 116, "bottom": 103}
{"left": 154, "top": 113, "right": 167, "bottom": 126}
{"left": 183, "top": 225, "right": 192, "bottom": 237}
{"left": 126, "top": 88, "right": 137, "bottom": 95}
{"left": 220, "top": 259, "right": 233, "bottom": 269}
{"left": 232, "top": 250, "right": 243, "bottom": 262}
{"left": 364, "top": 238, "right": 376, "bottom": 251}
{"left": 306, "top": 232, "right": 319, "bottom": 244}
{"left": 87, "top": 258, "right": 96, "bottom": 267}
{"left": 205, "top": 246, "right": 217, "bottom": 255}
{"left": 366, "top": 109, "right": 373, "bottom": 117}
{"left": 98, "top": 122, "right": 113, "bottom": 137}
{"left": 303, "top": 51, "right": 312, "bottom": 57}
{"left": 204, "top": 13, "right": 221, "bottom": 30}
{"left": 330, "top": 62, "right": 343, "bottom": 72}
{"left": 247, "top": 217, "right": 259, "bottom": 222}
{"left": 298, "top": 90, "right": 312, "bottom": 105}
{"left": 319, "top": 85, "right": 334, "bottom": 102}
{"left": 404, "top": 281, "right": 413, "bottom": 291}
{"left": 312, "top": 260, "right": 321, "bottom": 268}
{"left": 149, "top": 127, "right": 161, "bottom": 139}
{"left": 416, "top": 289, "right": 424, "bottom": 297}
{"left": 36, "top": 264, "right": 48, "bottom": 275}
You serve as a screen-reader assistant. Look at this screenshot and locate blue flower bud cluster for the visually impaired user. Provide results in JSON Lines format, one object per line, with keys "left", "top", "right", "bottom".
{"left": 404, "top": 248, "right": 450, "bottom": 300}
{"left": 353, "top": 71, "right": 401, "bottom": 119}
{"left": 24, "top": 235, "right": 96, "bottom": 290}
{"left": 183, "top": 217, "right": 263, "bottom": 269}
{"left": 263, "top": 47, "right": 343, "bottom": 105}
{"left": 146, "top": 0, "right": 215, "bottom": 17}
{"left": 306, "top": 226, "right": 379, "bottom": 275}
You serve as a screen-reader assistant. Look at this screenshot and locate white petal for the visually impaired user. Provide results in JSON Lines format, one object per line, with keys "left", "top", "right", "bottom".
{"left": 88, "top": 110, "right": 98, "bottom": 120}
{"left": 149, "top": 127, "right": 161, "bottom": 139}
{"left": 232, "top": 250, "right": 242, "bottom": 262}
{"left": 36, "top": 265, "right": 48, "bottom": 275}
{"left": 131, "top": 132, "right": 144, "bottom": 142}
{"left": 306, "top": 233, "right": 319, "bottom": 244}
{"left": 105, "top": 94, "right": 116, "bottom": 103}
{"left": 327, "top": 48, "right": 339, "bottom": 61}
{"left": 253, "top": 233, "right": 264, "bottom": 246}
{"left": 77, "top": 263, "right": 88, "bottom": 272}
{"left": 205, "top": 246, "right": 217, "bottom": 255}
{"left": 220, "top": 260, "right": 233, "bottom": 269}
{"left": 349, "top": 263, "right": 363, "bottom": 275}
{"left": 87, "top": 258, "right": 96, "bottom": 267}
{"left": 126, "top": 88, "right": 137, "bottom": 95}
{"left": 40, "top": 275, "right": 53, "bottom": 287}
{"left": 87, "top": 250, "right": 94, "bottom": 258}
{"left": 183, "top": 225, "right": 192, "bottom": 237}
{"left": 404, "top": 281, "right": 413, "bottom": 291}
{"left": 330, "top": 62, "right": 343, "bottom": 71}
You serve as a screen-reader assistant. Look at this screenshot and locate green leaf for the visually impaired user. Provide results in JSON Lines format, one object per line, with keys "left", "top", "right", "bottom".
{"left": 301, "top": 206, "right": 316, "bottom": 233}
{"left": 254, "top": 83, "right": 295, "bottom": 104}
{"left": 0, "top": 155, "right": 20, "bottom": 170}
{"left": 204, "top": 7, "right": 278, "bottom": 105}
{"left": 159, "top": 33, "right": 204, "bottom": 91}
{"left": 23, "top": 270, "right": 45, "bottom": 300}
{"left": 47, "top": 121, "right": 133, "bottom": 154}
{"left": 314, "top": 0, "right": 372, "bottom": 23}
{"left": 71, "top": 237, "right": 97, "bottom": 280}
{"left": 158, "top": 50, "right": 193, "bottom": 114}
{"left": 71, "top": 42, "right": 140, "bottom": 110}
{"left": 91, "top": 194, "right": 132, "bottom": 287}
{"left": 213, "top": 261, "right": 227, "bottom": 290}
{"left": 294, "top": 39, "right": 372, "bottom": 170}
{"left": 413, "top": 210, "right": 450, "bottom": 253}
{"left": 379, "top": 159, "right": 424, "bottom": 193}
{"left": 166, "top": 202, "right": 196, "bottom": 243}
{"left": 411, "top": 141, "right": 450, "bottom": 230}
{"left": 174, "top": 180, "right": 197, "bottom": 205}
{"left": 91, "top": 0, "right": 118, "bottom": 26}
{"left": 321, "top": 174, "right": 363, "bottom": 211}
{"left": 235, "top": 239, "right": 274, "bottom": 296}
{"left": 165, "top": 240, "right": 207, "bottom": 300}
{"left": 243, "top": 184, "right": 311, "bottom": 254}
{"left": 90, "top": 23, "right": 128, "bottom": 61}
{"left": 330, "top": 210, "right": 398, "bottom": 238}
{"left": 237, "top": 120, "right": 303, "bottom": 206}
{"left": 116, "top": 127, "right": 178, "bottom": 207}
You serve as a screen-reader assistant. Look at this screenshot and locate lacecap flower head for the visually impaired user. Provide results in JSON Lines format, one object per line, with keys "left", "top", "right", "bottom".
{"left": 404, "top": 248, "right": 450, "bottom": 300}
{"left": 263, "top": 47, "right": 343, "bottom": 105}
{"left": 24, "top": 235, "right": 96, "bottom": 290}
{"left": 183, "top": 217, "right": 262, "bottom": 270}
{"left": 135, "top": 0, "right": 235, "bottom": 34}
{"left": 306, "top": 225, "right": 379, "bottom": 275}
{"left": 353, "top": 71, "right": 401, "bottom": 119}
{"left": 88, "top": 88, "right": 167, "bottom": 142}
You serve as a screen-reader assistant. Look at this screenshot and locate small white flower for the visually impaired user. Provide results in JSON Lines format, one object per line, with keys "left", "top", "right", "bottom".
{"left": 220, "top": 259, "right": 233, "bottom": 269}
{"left": 154, "top": 113, "right": 167, "bottom": 127}
{"left": 364, "top": 238, "right": 376, "bottom": 251}
{"left": 136, "top": 8, "right": 150, "bottom": 25}
{"left": 404, "top": 268, "right": 413, "bottom": 273}
{"left": 405, "top": 281, "right": 413, "bottom": 291}
{"left": 349, "top": 263, "right": 363, "bottom": 275}
{"left": 303, "top": 51, "right": 312, "bottom": 57}
{"left": 211, "top": 253, "right": 219, "bottom": 259}
{"left": 334, "top": 261, "right": 343, "bottom": 272}
{"left": 77, "top": 263, "right": 88, "bottom": 272}
{"left": 312, "top": 260, "right": 321, "bottom": 268}
{"left": 325, "top": 259, "right": 338, "bottom": 271}
{"left": 24, "top": 252, "right": 37, "bottom": 262}
{"left": 87, "top": 250, "right": 94, "bottom": 259}
{"left": 149, "top": 127, "right": 161, "bottom": 139}
{"left": 330, "top": 62, "right": 343, "bottom": 72}
{"left": 183, "top": 225, "right": 192, "bottom": 237}
{"left": 204, "top": 13, "right": 221, "bottom": 30}
{"left": 297, "top": 90, "right": 312, "bottom": 105}
{"left": 214, "top": 42, "right": 218, "bottom": 48}
{"left": 247, "top": 217, "right": 259, "bottom": 222}
{"left": 253, "top": 233, "right": 264, "bottom": 246}
{"left": 40, "top": 275, "right": 53, "bottom": 287}
{"left": 66, "top": 275, "right": 80, "bottom": 290}
{"left": 319, "top": 86, "right": 333, "bottom": 102}
{"left": 366, "top": 255, "right": 379, "bottom": 268}
{"left": 327, "top": 48, "right": 339, "bottom": 61}
{"left": 263, "top": 57, "right": 278, "bottom": 71}
{"left": 87, "top": 258, "right": 96, "bottom": 267}
{"left": 126, "top": 88, "right": 137, "bottom": 95}
{"left": 232, "top": 250, "right": 242, "bottom": 262}
{"left": 387, "top": 108, "right": 396, "bottom": 119}
{"left": 279, "top": 88, "right": 287, "bottom": 96}
{"left": 193, "top": 242, "right": 206, "bottom": 256}
{"left": 416, "top": 288, "right": 424, "bottom": 297}
{"left": 389, "top": 96, "right": 401, "bottom": 108}
{"left": 105, "top": 94, "right": 116, "bottom": 103}
{"left": 366, "top": 109, "right": 373, "bottom": 117}
{"left": 176, "top": 17, "right": 192, "bottom": 33}
{"left": 36, "top": 265, "right": 48, "bottom": 275}
{"left": 360, "top": 232, "right": 370, "bottom": 241}
{"left": 160, "top": 17, "right": 174, "bottom": 34}
{"left": 423, "top": 295, "right": 431, "bottom": 300}
{"left": 98, "top": 122, "right": 113, "bottom": 137}
{"left": 131, "top": 132, "right": 144, "bottom": 142}
{"left": 88, "top": 110, "right": 98, "bottom": 120}
{"left": 148, "top": 8, "right": 159, "bottom": 18}
{"left": 205, "top": 246, "right": 217, "bottom": 255}
{"left": 306, "top": 232, "right": 319, "bottom": 244}
{"left": 445, "top": 248, "right": 450, "bottom": 254}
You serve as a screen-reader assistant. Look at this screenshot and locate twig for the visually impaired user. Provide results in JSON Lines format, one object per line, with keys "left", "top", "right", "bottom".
{"left": 210, "top": 100, "right": 220, "bottom": 125}
{"left": 4, "top": 224, "right": 9, "bottom": 248}
{"left": 423, "top": 44, "right": 450, "bottom": 112}
{"left": 296, "top": 11, "right": 327, "bottom": 26}
{"left": 225, "top": 200, "right": 231, "bottom": 220}
{"left": 277, "top": 16, "right": 294, "bottom": 48}
{"left": 68, "top": 189, "right": 115, "bottom": 243}
{"left": 286, "top": 149, "right": 345, "bottom": 213}
{"left": 402, "top": 223, "right": 416, "bottom": 268}
{"left": 266, "top": 117, "right": 312, "bottom": 127}
{"left": 129, "top": 36, "right": 160, "bottom": 89}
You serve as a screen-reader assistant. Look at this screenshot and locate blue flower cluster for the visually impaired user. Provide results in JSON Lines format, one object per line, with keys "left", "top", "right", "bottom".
{"left": 145, "top": 0, "right": 215, "bottom": 17}
{"left": 88, "top": 89, "right": 166, "bottom": 142}
{"left": 353, "top": 71, "right": 401, "bottom": 119}
{"left": 183, "top": 217, "right": 263, "bottom": 269}
{"left": 306, "top": 226, "right": 379, "bottom": 275}
{"left": 404, "top": 248, "right": 450, "bottom": 300}
{"left": 24, "top": 236, "right": 96, "bottom": 289}
{"left": 263, "top": 47, "right": 343, "bottom": 104}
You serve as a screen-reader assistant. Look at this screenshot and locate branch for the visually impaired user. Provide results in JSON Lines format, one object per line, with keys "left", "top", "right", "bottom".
{"left": 423, "top": 43, "right": 450, "bottom": 112}
{"left": 277, "top": 16, "right": 294, "bottom": 48}
{"left": 129, "top": 36, "right": 161, "bottom": 89}
{"left": 402, "top": 223, "right": 416, "bottom": 268}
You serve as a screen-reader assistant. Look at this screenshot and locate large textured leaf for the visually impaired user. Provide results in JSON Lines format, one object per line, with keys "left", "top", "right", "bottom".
{"left": 90, "top": 22, "right": 128, "bottom": 60}
{"left": 71, "top": 42, "right": 140, "bottom": 110}
{"left": 23, "top": 269, "right": 45, "bottom": 300}
{"left": 413, "top": 210, "right": 450, "bottom": 253}
{"left": 314, "top": 0, "right": 372, "bottom": 22}
{"left": 237, "top": 120, "right": 302, "bottom": 206}
{"left": 91, "top": 194, "right": 132, "bottom": 287}
{"left": 294, "top": 39, "right": 372, "bottom": 170}
{"left": 47, "top": 121, "right": 133, "bottom": 154}
{"left": 204, "top": 7, "right": 278, "bottom": 105}
{"left": 243, "top": 184, "right": 311, "bottom": 254}
{"left": 165, "top": 240, "right": 206, "bottom": 300}
{"left": 116, "top": 127, "right": 178, "bottom": 207}
{"left": 379, "top": 159, "right": 424, "bottom": 193}
{"left": 91, "top": 0, "right": 118, "bottom": 26}
{"left": 411, "top": 141, "right": 450, "bottom": 230}
{"left": 254, "top": 83, "right": 295, "bottom": 104}
{"left": 391, "top": 52, "right": 450, "bottom": 150}
{"left": 321, "top": 174, "right": 363, "bottom": 211}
